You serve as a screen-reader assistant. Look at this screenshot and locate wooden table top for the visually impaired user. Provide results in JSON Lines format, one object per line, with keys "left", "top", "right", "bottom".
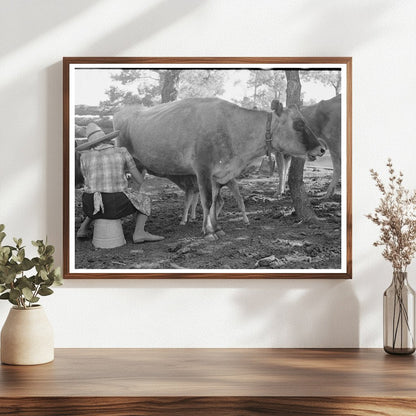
{"left": 1, "top": 348, "right": 415, "bottom": 398}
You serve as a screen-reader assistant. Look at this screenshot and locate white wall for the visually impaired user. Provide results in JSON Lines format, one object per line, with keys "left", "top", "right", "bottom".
{"left": 1, "top": 0, "right": 415, "bottom": 348}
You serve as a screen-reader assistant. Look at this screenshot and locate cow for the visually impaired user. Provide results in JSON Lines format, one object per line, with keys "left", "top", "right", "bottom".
{"left": 113, "top": 97, "right": 326, "bottom": 240}
{"left": 274, "top": 95, "right": 341, "bottom": 198}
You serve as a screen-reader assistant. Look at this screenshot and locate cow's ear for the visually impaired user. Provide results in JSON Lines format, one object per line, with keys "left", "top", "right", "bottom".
{"left": 271, "top": 99, "right": 283, "bottom": 116}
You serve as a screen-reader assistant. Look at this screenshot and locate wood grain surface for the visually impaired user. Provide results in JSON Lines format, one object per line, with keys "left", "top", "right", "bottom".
{"left": 1, "top": 348, "right": 414, "bottom": 415}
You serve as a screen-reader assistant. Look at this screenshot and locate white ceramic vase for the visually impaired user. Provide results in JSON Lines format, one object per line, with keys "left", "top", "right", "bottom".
{"left": 1, "top": 305, "right": 54, "bottom": 365}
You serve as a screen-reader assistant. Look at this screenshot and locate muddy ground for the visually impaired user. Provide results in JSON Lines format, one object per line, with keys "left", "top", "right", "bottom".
{"left": 74, "top": 156, "right": 341, "bottom": 271}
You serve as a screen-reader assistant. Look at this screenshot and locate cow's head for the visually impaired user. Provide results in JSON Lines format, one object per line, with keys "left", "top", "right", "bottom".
{"left": 271, "top": 103, "right": 326, "bottom": 160}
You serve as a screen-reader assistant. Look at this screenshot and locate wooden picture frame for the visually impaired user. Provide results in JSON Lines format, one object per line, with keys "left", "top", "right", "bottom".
{"left": 63, "top": 57, "right": 352, "bottom": 279}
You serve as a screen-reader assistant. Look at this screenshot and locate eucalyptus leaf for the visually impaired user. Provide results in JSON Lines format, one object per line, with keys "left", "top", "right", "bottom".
{"left": 38, "top": 287, "right": 53, "bottom": 296}
{"left": 3, "top": 272, "right": 16, "bottom": 285}
{"left": 53, "top": 267, "right": 63, "bottom": 285}
{"left": 9, "top": 288, "right": 21, "bottom": 301}
{"left": 17, "top": 248, "right": 25, "bottom": 263}
{"left": 21, "top": 258, "right": 33, "bottom": 271}
{"left": 17, "top": 276, "right": 35, "bottom": 290}
{"left": 22, "top": 287, "right": 34, "bottom": 301}
{"left": 0, "top": 246, "right": 11, "bottom": 257}
{"left": 39, "top": 269, "right": 48, "bottom": 281}
{"left": 45, "top": 245, "right": 55, "bottom": 256}
{"left": 9, "top": 298, "right": 18, "bottom": 306}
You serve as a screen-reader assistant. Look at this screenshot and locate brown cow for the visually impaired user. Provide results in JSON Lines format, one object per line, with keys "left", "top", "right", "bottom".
{"left": 114, "top": 98, "right": 325, "bottom": 240}
{"left": 274, "top": 95, "right": 341, "bottom": 198}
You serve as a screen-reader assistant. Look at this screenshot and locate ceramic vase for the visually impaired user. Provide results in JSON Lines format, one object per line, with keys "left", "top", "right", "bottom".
{"left": 1, "top": 305, "right": 54, "bottom": 365}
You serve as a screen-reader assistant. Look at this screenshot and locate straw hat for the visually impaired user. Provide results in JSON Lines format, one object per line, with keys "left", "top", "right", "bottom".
{"left": 76, "top": 123, "right": 120, "bottom": 151}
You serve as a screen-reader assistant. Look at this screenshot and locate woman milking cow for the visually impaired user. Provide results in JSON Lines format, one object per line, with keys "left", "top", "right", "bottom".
{"left": 76, "top": 123, "right": 164, "bottom": 243}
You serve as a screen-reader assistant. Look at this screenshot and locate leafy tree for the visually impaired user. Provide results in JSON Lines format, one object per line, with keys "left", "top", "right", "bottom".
{"left": 114, "top": 69, "right": 181, "bottom": 103}
{"left": 245, "top": 70, "right": 286, "bottom": 109}
{"left": 100, "top": 86, "right": 142, "bottom": 113}
{"left": 100, "top": 69, "right": 228, "bottom": 112}
{"left": 178, "top": 70, "right": 225, "bottom": 99}
{"left": 300, "top": 70, "right": 341, "bottom": 96}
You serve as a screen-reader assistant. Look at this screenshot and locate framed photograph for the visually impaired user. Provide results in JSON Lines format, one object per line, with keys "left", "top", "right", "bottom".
{"left": 63, "top": 57, "right": 352, "bottom": 279}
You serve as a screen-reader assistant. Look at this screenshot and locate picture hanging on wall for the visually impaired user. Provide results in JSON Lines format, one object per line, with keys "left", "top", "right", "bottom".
{"left": 63, "top": 57, "right": 352, "bottom": 279}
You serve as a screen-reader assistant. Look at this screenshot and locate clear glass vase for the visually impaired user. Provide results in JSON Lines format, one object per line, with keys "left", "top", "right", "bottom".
{"left": 383, "top": 271, "right": 415, "bottom": 355}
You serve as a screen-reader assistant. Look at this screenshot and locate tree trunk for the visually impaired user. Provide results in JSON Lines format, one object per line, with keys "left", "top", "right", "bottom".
{"left": 285, "top": 70, "right": 317, "bottom": 221}
{"left": 334, "top": 77, "right": 341, "bottom": 95}
{"left": 160, "top": 70, "right": 181, "bottom": 103}
{"left": 285, "top": 70, "right": 301, "bottom": 106}
{"left": 253, "top": 71, "right": 259, "bottom": 106}
{"left": 331, "top": 73, "right": 341, "bottom": 96}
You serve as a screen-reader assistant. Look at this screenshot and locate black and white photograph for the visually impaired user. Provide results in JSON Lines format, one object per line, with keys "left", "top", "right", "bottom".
{"left": 63, "top": 58, "right": 352, "bottom": 278}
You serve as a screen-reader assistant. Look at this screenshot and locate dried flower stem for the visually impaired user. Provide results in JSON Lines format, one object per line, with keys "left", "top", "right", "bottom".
{"left": 366, "top": 159, "right": 416, "bottom": 272}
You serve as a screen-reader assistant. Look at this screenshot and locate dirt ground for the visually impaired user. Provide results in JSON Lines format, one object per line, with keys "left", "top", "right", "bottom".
{"left": 74, "top": 155, "right": 341, "bottom": 271}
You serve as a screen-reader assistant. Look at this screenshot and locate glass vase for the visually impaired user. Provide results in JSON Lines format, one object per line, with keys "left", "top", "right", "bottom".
{"left": 383, "top": 271, "right": 415, "bottom": 355}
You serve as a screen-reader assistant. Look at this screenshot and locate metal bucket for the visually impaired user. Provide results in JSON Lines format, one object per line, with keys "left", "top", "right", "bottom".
{"left": 92, "top": 219, "right": 126, "bottom": 249}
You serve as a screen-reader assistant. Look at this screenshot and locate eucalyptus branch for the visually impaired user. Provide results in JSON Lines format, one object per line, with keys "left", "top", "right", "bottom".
{"left": 0, "top": 225, "right": 62, "bottom": 309}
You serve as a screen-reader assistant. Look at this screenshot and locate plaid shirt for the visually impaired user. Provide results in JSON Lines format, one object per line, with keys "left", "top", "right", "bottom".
{"left": 80, "top": 146, "right": 137, "bottom": 193}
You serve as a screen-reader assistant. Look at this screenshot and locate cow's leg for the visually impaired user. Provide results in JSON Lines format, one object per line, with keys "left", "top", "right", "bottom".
{"left": 274, "top": 153, "right": 291, "bottom": 198}
{"left": 216, "top": 192, "right": 224, "bottom": 217}
{"left": 282, "top": 155, "right": 292, "bottom": 195}
{"left": 180, "top": 188, "right": 195, "bottom": 225}
{"left": 226, "top": 179, "right": 249, "bottom": 225}
{"left": 190, "top": 192, "right": 199, "bottom": 221}
{"left": 210, "top": 181, "right": 224, "bottom": 237}
{"left": 196, "top": 170, "right": 217, "bottom": 240}
{"left": 274, "top": 151, "right": 285, "bottom": 198}
{"left": 326, "top": 149, "right": 341, "bottom": 198}
{"left": 213, "top": 191, "right": 226, "bottom": 236}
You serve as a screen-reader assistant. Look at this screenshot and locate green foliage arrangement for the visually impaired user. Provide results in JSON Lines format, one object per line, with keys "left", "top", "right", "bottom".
{"left": 0, "top": 224, "right": 62, "bottom": 309}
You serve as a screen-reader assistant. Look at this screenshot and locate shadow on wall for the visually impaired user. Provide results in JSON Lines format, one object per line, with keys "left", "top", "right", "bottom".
{"left": 46, "top": 0, "right": 204, "bottom": 261}
{"left": 79, "top": 0, "right": 205, "bottom": 55}
{"left": 292, "top": 0, "right": 393, "bottom": 52}
{"left": 1, "top": 0, "right": 101, "bottom": 56}
{"left": 233, "top": 280, "right": 359, "bottom": 347}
